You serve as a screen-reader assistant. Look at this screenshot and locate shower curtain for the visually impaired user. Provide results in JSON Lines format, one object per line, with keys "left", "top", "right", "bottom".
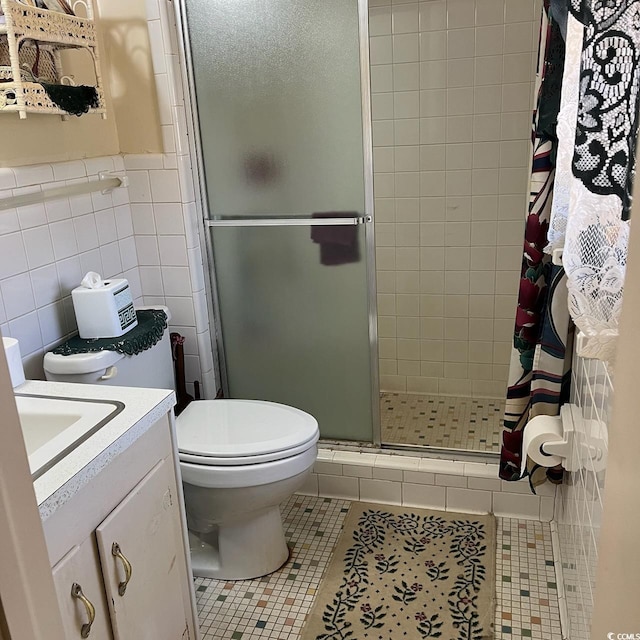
{"left": 501, "top": 0, "right": 640, "bottom": 488}
{"left": 499, "top": 1, "right": 573, "bottom": 488}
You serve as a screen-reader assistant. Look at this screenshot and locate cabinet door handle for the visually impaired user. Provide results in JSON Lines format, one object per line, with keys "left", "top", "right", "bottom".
{"left": 111, "top": 542, "right": 133, "bottom": 596}
{"left": 71, "top": 582, "right": 96, "bottom": 638}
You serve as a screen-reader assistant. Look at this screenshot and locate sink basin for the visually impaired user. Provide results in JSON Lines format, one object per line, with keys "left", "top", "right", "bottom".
{"left": 16, "top": 395, "right": 124, "bottom": 479}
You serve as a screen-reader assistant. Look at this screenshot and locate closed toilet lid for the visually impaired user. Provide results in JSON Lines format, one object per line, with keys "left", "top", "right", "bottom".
{"left": 176, "top": 399, "right": 319, "bottom": 464}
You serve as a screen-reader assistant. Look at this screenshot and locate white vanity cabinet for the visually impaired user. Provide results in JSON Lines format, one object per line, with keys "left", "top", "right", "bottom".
{"left": 96, "top": 458, "right": 188, "bottom": 640}
{"left": 44, "top": 412, "right": 198, "bottom": 640}
{"left": 52, "top": 536, "right": 113, "bottom": 640}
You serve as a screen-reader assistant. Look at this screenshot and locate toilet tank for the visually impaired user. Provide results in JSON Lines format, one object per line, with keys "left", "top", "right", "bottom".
{"left": 44, "top": 307, "right": 175, "bottom": 391}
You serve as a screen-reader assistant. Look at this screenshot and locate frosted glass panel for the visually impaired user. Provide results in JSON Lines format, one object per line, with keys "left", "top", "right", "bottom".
{"left": 185, "top": 0, "right": 374, "bottom": 441}
{"left": 211, "top": 226, "right": 373, "bottom": 441}
{"left": 185, "top": 0, "right": 366, "bottom": 217}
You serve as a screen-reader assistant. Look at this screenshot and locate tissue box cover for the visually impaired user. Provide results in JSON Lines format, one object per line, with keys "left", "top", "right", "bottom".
{"left": 71, "top": 278, "right": 138, "bottom": 339}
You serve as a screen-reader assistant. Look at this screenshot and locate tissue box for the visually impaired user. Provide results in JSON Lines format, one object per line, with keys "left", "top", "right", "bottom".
{"left": 72, "top": 278, "right": 138, "bottom": 339}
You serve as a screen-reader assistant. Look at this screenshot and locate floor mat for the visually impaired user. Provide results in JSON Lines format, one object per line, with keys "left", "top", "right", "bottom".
{"left": 301, "top": 502, "right": 496, "bottom": 640}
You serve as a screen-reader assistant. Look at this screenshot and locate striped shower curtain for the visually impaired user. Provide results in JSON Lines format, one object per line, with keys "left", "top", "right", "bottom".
{"left": 499, "top": 1, "right": 573, "bottom": 489}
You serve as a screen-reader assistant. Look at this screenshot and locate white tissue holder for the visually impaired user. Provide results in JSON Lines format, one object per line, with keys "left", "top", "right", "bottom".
{"left": 72, "top": 273, "right": 137, "bottom": 339}
{"left": 530, "top": 406, "right": 576, "bottom": 472}
{"left": 529, "top": 404, "right": 606, "bottom": 473}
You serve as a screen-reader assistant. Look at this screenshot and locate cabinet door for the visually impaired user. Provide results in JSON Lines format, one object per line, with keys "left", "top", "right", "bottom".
{"left": 52, "top": 536, "right": 113, "bottom": 640}
{"left": 95, "top": 458, "right": 189, "bottom": 640}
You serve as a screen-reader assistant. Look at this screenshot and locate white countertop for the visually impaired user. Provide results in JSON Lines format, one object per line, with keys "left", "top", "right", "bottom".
{"left": 16, "top": 380, "right": 175, "bottom": 519}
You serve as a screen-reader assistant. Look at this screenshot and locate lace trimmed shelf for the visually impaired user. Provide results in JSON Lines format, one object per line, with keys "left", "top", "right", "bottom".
{"left": 0, "top": 0, "right": 106, "bottom": 118}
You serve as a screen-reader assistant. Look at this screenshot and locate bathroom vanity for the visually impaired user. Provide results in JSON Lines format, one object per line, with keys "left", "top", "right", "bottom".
{"left": 20, "top": 381, "right": 199, "bottom": 640}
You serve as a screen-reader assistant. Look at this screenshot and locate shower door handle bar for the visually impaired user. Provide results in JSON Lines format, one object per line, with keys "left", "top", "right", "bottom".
{"left": 206, "top": 215, "right": 371, "bottom": 227}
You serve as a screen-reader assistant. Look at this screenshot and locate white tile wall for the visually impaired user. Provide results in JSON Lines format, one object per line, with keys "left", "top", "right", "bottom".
{"left": 300, "top": 448, "right": 556, "bottom": 521}
{"left": 126, "top": 152, "right": 215, "bottom": 397}
{"left": 371, "top": 0, "right": 540, "bottom": 398}
{"left": 0, "top": 158, "right": 141, "bottom": 380}
{"left": 555, "top": 355, "right": 611, "bottom": 639}
{"left": 131, "top": 0, "right": 217, "bottom": 398}
{"left": 0, "top": 151, "right": 214, "bottom": 397}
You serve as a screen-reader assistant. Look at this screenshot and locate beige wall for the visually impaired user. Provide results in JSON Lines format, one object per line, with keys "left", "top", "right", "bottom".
{"left": 590, "top": 197, "right": 640, "bottom": 634}
{"left": 0, "top": 0, "right": 162, "bottom": 167}
{"left": 98, "top": 0, "right": 162, "bottom": 155}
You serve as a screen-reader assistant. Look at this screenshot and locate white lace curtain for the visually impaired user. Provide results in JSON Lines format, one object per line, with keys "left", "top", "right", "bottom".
{"left": 545, "top": 2, "right": 638, "bottom": 362}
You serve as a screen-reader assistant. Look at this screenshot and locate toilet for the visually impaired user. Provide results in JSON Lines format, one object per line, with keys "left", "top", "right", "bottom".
{"left": 43, "top": 308, "right": 319, "bottom": 580}
{"left": 178, "top": 400, "right": 318, "bottom": 579}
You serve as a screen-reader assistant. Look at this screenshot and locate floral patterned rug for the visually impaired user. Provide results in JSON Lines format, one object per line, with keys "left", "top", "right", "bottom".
{"left": 301, "top": 503, "right": 496, "bottom": 640}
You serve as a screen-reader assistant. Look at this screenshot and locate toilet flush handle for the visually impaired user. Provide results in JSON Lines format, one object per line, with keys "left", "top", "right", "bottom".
{"left": 100, "top": 366, "right": 117, "bottom": 380}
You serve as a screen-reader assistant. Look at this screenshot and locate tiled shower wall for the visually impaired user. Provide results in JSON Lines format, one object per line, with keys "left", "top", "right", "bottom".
{"left": 371, "top": 0, "right": 540, "bottom": 398}
{"left": 555, "top": 355, "right": 611, "bottom": 639}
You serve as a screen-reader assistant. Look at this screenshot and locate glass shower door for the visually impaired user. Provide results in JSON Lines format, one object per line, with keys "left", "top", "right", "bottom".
{"left": 184, "top": 0, "right": 375, "bottom": 441}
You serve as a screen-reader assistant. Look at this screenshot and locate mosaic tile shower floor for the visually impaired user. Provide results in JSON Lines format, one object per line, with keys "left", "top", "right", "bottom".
{"left": 380, "top": 392, "right": 505, "bottom": 453}
{"left": 195, "top": 495, "right": 561, "bottom": 640}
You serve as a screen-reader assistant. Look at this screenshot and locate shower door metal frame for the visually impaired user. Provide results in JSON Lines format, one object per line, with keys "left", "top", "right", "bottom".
{"left": 173, "top": 0, "right": 382, "bottom": 446}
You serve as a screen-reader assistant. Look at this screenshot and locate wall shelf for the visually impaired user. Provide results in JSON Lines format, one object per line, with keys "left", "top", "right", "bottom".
{"left": 0, "top": 0, "right": 106, "bottom": 119}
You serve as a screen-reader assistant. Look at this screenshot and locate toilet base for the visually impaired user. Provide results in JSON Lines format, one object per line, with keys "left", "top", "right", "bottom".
{"left": 188, "top": 506, "right": 290, "bottom": 580}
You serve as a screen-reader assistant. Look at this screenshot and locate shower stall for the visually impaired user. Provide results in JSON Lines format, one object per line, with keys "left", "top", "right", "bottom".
{"left": 180, "top": 0, "right": 539, "bottom": 456}
{"left": 371, "top": 0, "right": 540, "bottom": 453}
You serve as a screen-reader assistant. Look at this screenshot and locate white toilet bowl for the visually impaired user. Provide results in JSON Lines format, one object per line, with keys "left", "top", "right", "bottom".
{"left": 176, "top": 399, "right": 319, "bottom": 580}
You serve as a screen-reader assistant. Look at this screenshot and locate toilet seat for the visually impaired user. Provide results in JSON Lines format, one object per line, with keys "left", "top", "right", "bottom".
{"left": 176, "top": 399, "right": 319, "bottom": 467}
{"left": 178, "top": 433, "right": 319, "bottom": 466}
{"left": 180, "top": 446, "right": 318, "bottom": 489}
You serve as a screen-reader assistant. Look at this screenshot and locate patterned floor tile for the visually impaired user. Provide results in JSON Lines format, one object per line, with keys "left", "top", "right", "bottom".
{"left": 195, "top": 495, "right": 560, "bottom": 640}
{"left": 495, "top": 519, "right": 561, "bottom": 639}
{"left": 195, "top": 497, "right": 348, "bottom": 639}
{"left": 380, "top": 392, "right": 504, "bottom": 453}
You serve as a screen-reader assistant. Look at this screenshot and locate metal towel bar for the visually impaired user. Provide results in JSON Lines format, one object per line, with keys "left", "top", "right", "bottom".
{"left": 206, "top": 215, "right": 371, "bottom": 227}
{"left": 0, "top": 172, "right": 126, "bottom": 212}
